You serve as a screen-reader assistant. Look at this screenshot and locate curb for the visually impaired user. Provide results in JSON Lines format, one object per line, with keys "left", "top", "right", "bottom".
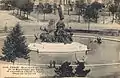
{"left": 0, "top": 35, "right": 120, "bottom": 42}
{"left": 73, "top": 35, "right": 120, "bottom": 42}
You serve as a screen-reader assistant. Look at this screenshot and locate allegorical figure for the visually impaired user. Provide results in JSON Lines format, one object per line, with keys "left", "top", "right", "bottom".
{"left": 39, "top": 17, "right": 73, "bottom": 43}
{"left": 56, "top": 19, "right": 65, "bottom": 29}
{"left": 57, "top": 4, "right": 64, "bottom": 20}
{"left": 54, "top": 19, "right": 73, "bottom": 43}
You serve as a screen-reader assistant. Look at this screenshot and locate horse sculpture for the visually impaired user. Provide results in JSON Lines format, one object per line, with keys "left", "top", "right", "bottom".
{"left": 40, "top": 32, "right": 55, "bottom": 42}
{"left": 34, "top": 20, "right": 73, "bottom": 44}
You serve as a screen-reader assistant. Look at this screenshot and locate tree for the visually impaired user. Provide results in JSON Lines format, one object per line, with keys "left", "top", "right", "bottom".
{"left": 91, "top": 1, "right": 104, "bottom": 10}
{"left": 6, "top": 0, "right": 34, "bottom": 19}
{"left": 54, "top": 61, "right": 90, "bottom": 77}
{"left": 1, "top": 0, "right": 14, "bottom": 10}
{"left": 74, "top": 0, "right": 86, "bottom": 22}
{"left": 75, "top": 61, "right": 90, "bottom": 77}
{"left": 43, "top": 3, "right": 53, "bottom": 21}
{"left": 83, "top": 5, "right": 99, "bottom": 31}
{"left": 10, "top": 0, "right": 16, "bottom": 14}
{"left": 15, "top": 0, "right": 34, "bottom": 19}
{"left": 1, "top": 0, "right": 34, "bottom": 19}
{"left": 109, "top": 3, "right": 118, "bottom": 23}
{"left": 100, "top": 8, "right": 106, "bottom": 24}
{"left": 78, "top": 3, "right": 86, "bottom": 23}
{"left": 83, "top": 6, "right": 92, "bottom": 31}
{"left": 115, "top": 5, "right": 120, "bottom": 23}
{"left": 54, "top": 61, "right": 74, "bottom": 77}
{"left": 23, "top": 2, "right": 34, "bottom": 19}
{"left": 2, "top": 23, "right": 30, "bottom": 63}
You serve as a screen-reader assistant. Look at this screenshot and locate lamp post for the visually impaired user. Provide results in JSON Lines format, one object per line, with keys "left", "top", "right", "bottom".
{"left": 68, "top": 0, "right": 70, "bottom": 15}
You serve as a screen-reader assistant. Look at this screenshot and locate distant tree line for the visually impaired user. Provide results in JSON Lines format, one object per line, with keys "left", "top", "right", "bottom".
{"left": 35, "top": 2, "right": 53, "bottom": 14}
{"left": 75, "top": 1, "right": 104, "bottom": 23}
{"left": 73, "top": 0, "right": 120, "bottom": 25}
{"left": 1, "top": 0, "right": 34, "bottom": 19}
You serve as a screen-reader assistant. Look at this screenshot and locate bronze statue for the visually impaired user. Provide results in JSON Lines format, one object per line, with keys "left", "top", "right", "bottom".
{"left": 38, "top": 19, "right": 73, "bottom": 44}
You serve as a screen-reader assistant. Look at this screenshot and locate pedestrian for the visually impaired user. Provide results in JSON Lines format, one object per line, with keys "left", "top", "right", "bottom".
{"left": 49, "top": 60, "right": 52, "bottom": 68}
{"left": 69, "top": 3, "right": 73, "bottom": 11}
{"left": 68, "top": 27, "right": 73, "bottom": 36}
{"left": 53, "top": 61, "right": 56, "bottom": 68}
{"left": 97, "top": 37, "right": 102, "bottom": 44}
{"left": 67, "top": 27, "right": 73, "bottom": 42}
{"left": 4, "top": 26, "right": 8, "bottom": 33}
{"left": 57, "top": 4, "right": 64, "bottom": 20}
{"left": 34, "top": 34, "right": 38, "bottom": 43}
{"left": 4, "top": 23, "right": 8, "bottom": 33}
{"left": 37, "top": 49, "right": 39, "bottom": 54}
{"left": 28, "top": 57, "right": 30, "bottom": 66}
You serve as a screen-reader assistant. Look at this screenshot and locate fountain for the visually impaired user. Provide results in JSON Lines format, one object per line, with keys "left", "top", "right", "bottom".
{"left": 28, "top": 19, "right": 88, "bottom": 63}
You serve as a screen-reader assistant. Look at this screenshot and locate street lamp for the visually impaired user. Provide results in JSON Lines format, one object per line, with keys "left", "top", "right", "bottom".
{"left": 68, "top": 0, "right": 70, "bottom": 15}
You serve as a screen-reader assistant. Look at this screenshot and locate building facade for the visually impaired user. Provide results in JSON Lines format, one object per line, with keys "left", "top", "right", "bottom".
{"left": 34, "top": 0, "right": 115, "bottom": 5}
{"left": 34, "top": 0, "right": 76, "bottom": 4}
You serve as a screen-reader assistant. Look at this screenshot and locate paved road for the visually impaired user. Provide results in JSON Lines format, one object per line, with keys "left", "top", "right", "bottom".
{"left": 12, "top": 34, "right": 120, "bottom": 77}
{"left": 0, "top": 31, "right": 120, "bottom": 77}
{"left": 0, "top": 33, "right": 120, "bottom": 65}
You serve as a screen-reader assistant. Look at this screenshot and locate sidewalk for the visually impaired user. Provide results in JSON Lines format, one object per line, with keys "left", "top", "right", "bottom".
{"left": 0, "top": 11, "right": 21, "bottom": 28}
{"left": 73, "top": 34, "right": 120, "bottom": 42}
{"left": 66, "top": 22, "right": 120, "bottom": 30}
{"left": 0, "top": 11, "right": 46, "bottom": 28}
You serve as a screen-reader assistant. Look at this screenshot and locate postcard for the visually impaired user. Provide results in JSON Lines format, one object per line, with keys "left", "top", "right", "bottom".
{"left": 0, "top": 0, "right": 120, "bottom": 78}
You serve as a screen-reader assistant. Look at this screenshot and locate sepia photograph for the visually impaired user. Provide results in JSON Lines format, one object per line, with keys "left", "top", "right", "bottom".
{"left": 0, "top": 0, "right": 120, "bottom": 78}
